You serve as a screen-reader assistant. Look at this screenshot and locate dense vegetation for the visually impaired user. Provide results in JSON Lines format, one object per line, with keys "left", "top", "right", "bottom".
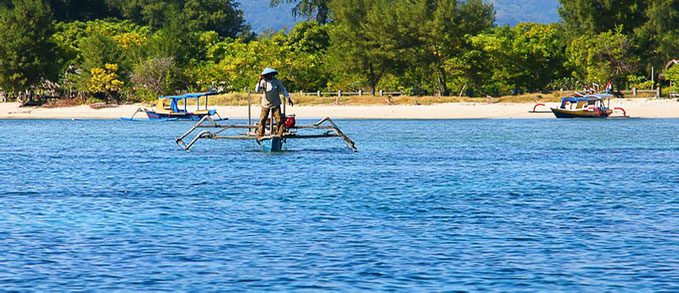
{"left": 0, "top": 0, "right": 677, "bottom": 103}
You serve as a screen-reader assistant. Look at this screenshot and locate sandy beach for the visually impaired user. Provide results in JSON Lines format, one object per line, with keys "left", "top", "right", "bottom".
{"left": 1, "top": 98, "right": 678, "bottom": 120}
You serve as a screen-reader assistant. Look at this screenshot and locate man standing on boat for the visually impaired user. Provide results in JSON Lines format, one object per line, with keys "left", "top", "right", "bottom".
{"left": 255, "top": 67, "right": 292, "bottom": 139}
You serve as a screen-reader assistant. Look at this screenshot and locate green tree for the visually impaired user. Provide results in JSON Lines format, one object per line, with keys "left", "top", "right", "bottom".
{"left": 147, "top": 10, "right": 203, "bottom": 66}
{"left": 110, "top": 0, "right": 248, "bottom": 37}
{"left": 0, "top": 0, "right": 60, "bottom": 94}
{"left": 664, "top": 64, "right": 679, "bottom": 93}
{"left": 205, "top": 23, "right": 330, "bottom": 92}
{"left": 445, "top": 48, "right": 494, "bottom": 96}
{"left": 422, "top": 0, "right": 494, "bottom": 95}
{"left": 47, "top": 0, "right": 118, "bottom": 21}
{"left": 283, "top": 21, "right": 331, "bottom": 90}
{"left": 89, "top": 63, "right": 124, "bottom": 101}
{"left": 270, "top": 0, "right": 330, "bottom": 24}
{"left": 327, "top": 0, "right": 399, "bottom": 95}
{"left": 566, "top": 28, "right": 638, "bottom": 86}
{"left": 130, "top": 57, "right": 182, "bottom": 100}
{"left": 79, "top": 32, "right": 123, "bottom": 72}
{"left": 132, "top": 1, "right": 172, "bottom": 30}
{"left": 52, "top": 19, "right": 151, "bottom": 98}
{"left": 470, "top": 23, "right": 567, "bottom": 93}
{"left": 558, "top": 0, "right": 649, "bottom": 35}
{"left": 634, "top": 0, "right": 679, "bottom": 72}
{"left": 286, "top": 21, "right": 330, "bottom": 53}
{"left": 54, "top": 20, "right": 150, "bottom": 67}
{"left": 368, "top": 0, "right": 494, "bottom": 95}
{"left": 182, "top": 0, "right": 248, "bottom": 37}
{"left": 216, "top": 38, "right": 282, "bottom": 91}
{"left": 75, "top": 31, "right": 125, "bottom": 96}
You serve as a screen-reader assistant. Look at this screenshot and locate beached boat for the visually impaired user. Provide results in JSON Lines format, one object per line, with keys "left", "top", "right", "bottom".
{"left": 550, "top": 94, "right": 617, "bottom": 118}
{"left": 175, "top": 93, "right": 356, "bottom": 152}
{"left": 121, "top": 92, "right": 226, "bottom": 121}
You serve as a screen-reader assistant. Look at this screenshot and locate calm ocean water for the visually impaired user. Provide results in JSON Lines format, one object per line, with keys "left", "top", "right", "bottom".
{"left": 0, "top": 118, "right": 677, "bottom": 291}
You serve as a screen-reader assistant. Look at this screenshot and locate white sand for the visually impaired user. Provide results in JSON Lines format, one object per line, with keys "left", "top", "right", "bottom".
{"left": 1, "top": 98, "right": 678, "bottom": 120}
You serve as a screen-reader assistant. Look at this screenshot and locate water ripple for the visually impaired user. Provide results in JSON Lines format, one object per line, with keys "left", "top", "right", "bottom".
{"left": 0, "top": 119, "right": 677, "bottom": 291}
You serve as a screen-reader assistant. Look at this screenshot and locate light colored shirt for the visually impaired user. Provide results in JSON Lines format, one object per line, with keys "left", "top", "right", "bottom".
{"left": 255, "top": 78, "right": 289, "bottom": 109}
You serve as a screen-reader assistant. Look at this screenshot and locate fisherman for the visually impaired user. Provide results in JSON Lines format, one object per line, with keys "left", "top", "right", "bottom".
{"left": 255, "top": 67, "right": 293, "bottom": 139}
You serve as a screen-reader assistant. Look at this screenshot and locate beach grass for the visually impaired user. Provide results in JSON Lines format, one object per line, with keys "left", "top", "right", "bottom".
{"left": 207, "top": 91, "right": 569, "bottom": 106}
{"left": 25, "top": 91, "right": 661, "bottom": 108}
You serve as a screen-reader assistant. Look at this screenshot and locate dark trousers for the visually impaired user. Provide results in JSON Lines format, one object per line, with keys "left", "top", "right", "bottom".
{"left": 258, "top": 106, "right": 284, "bottom": 137}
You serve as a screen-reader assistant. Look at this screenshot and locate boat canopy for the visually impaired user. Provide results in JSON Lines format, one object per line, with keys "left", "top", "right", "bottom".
{"left": 560, "top": 94, "right": 613, "bottom": 108}
{"left": 562, "top": 96, "right": 600, "bottom": 103}
{"left": 564, "top": 94, "right": 613, "bottom": 101}
{"left": 159, "top": 92, "right": 219, "bottom": 100}
{"left": 157, "top": 92, "right": 219, "bottom": 113}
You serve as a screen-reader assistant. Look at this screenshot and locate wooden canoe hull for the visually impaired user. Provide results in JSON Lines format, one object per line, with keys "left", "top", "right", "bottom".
{"left": 257, "top": 136, "right": 284, "bottom": 152}
{"left": 146, "top": 111, "right": 212, "bottom": 121}
{"left": 120, "top": 109, "right": 226, "bottom": 121}
{"left": 551, "top": 108, "right": 612, "bottom": 118}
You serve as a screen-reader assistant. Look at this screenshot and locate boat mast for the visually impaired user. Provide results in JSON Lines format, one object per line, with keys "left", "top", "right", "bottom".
{"left": 248, "top": 90, "right": 252, "bottom": 127}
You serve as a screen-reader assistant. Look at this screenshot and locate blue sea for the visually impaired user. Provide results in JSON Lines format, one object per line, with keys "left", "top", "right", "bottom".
{"left": 1, "top": 119, "right": 677, "bottom": 291}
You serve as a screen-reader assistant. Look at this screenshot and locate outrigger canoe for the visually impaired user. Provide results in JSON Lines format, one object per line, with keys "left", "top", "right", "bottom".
{"left": 551, "top": 94, "right": 618, "bottom": 118}
{"left": 121, "top": 92, "right": 226, "bottom": 121}
{"left": 175, "top": 116, "right": 357, "bottom": 153}
{"left": 175, "top": 92, "right": 356, "bottom": 152}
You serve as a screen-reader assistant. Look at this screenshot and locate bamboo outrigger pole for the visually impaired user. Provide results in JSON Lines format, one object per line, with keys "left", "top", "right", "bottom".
{"left": 175, "top": 115, "right": 357, "bottom": 152}
{"left": 176, "top": 86, "right": 356, "bottom": 152}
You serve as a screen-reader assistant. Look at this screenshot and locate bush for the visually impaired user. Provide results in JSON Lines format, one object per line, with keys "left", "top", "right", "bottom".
{"left": 89, "top": 63, "right": 124, "bottom": 102}
{"left": 627, "top": 75, "right": 654, "bottom": 90}
{"left": 130, "top": 57, "right": 182, "bottom": 98}
{"left": 665, "top": 66, "right": 679, "bottom": 93}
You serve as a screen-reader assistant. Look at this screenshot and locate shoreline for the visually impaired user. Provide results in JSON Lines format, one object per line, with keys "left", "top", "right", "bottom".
{"left": 1, "top": 98, "right": 678, "bottom": 120}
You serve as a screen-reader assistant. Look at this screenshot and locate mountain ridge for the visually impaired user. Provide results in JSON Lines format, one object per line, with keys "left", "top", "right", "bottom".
{"left": 238, "top": 0, "right": 562, "bottom": 33}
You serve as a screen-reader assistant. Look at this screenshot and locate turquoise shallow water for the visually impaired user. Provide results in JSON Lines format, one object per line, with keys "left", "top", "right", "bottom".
{"left": 0, "top": 119, "right": 677, "bottom": 291}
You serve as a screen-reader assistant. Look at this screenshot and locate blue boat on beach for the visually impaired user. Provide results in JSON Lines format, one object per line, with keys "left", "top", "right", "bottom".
{"left": 121, "top": 92, "right": 227, "bottom": 121}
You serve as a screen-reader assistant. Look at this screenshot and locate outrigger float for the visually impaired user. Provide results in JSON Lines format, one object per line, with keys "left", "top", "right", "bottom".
{"left": 121, "top": 92, "right": 226, "bottom": 121}
{"left": 175, "top": 93, "right": 357, "bottom": 152}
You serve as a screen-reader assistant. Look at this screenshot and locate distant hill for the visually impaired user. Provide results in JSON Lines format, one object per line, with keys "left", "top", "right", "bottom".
{"left": 238, "top": 0, "right": 298, "bottom": 33}
{"left": 492, "top": 0, "right": 561, "bottom": 26}
{"left": 237, "top": 0, "right": 562, "bottom": 33}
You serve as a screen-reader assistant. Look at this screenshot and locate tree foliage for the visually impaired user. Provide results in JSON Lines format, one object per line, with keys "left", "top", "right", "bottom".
{"left": 36, "top": 0, "right": 250, "bottom": 37}
{"left": 147, "top": 11, "right": 203, "bottom": 66}
{"left": 665, "top": 64, "right": 679, "bottom": 92}
{"left": 470, "top": 23, "right": 567, "bottom": 93}
{"left": 634, "top": 0, "right": 679, "bottom": 71}
{"left": 327, "top": 0, "right": 494, "bottom": 95}
{"left": 0, "top": 0, "right": 60, "bottom": 93}
{"left": 559, "top": 0, "right": 648, "bottom": 35}
{"left": 89, "top": 63, "right": 124, "bottom": 100}
{"left": 566, "top": 28, "right": 638, "bottom": 86}
{"left": 130, "top": 57, "right": 181, "bottom": 101}
{"left": 327, "top": 0, "right": 392, "bottom": 94}
{"left": 181, "top": 0, "right": 248, "bottom": 37}
{"left": 3, "top": 0, "right": 679, "bottom": 102}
